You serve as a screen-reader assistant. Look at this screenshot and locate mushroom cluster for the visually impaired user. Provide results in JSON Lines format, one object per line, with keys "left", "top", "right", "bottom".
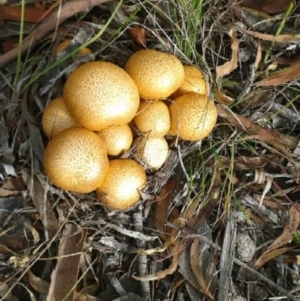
{"left": 42, "top": 49, "right": 217, "bottom": 210}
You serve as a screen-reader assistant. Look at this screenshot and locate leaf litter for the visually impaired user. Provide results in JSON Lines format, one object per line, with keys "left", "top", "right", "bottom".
{"left": 0, "top": 0, "right": 300, "bottom": 300}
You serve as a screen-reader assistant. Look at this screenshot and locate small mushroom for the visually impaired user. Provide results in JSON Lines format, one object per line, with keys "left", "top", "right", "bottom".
{"left": 125, "top": 49, "right": 184, "bottom": 100}
{"left": 169, "top": 92, "right": 217, "bottom": 141}
{"left": 134, "top": 100, "right": 170, "bottom": 137}
{"left": 97, "top": 124, "right": 133, "bottom": 156}
{"left": 63, "top": 61, "right": 140, "bottom": 131}
{"left": 55, "top": 39, "right": 92, "bottom": 56}
{"left": 96, "top": 159, "right": 146, "bottom": 210}
{"left": 41, "top": 97, "right": 80, "bottom": 137}
{"left": 134, "top": 136, "right": 169, "bottom": 170}
{"left": 172, "top": 65, "right": 207, "bottom": 98}
{"left": 43, "top": 127, "right": 109, "bottom": 193}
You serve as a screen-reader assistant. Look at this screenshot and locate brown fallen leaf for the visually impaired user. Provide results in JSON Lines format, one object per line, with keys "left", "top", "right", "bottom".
{"left": 127, "top": 27, "right": 146, "bottom": 49}
{"left": 283, "top": 255, "right": 300, "bottom": 264}
{"left": 0, "top": 5, "right": 47, "bottom": 23}
{"left": 155, "top": 176, "right": 177, "bottom": 242}
{"left": 27, "top": 270, "right": 50, "bottom": 294}
{"left": 239, "top": 0, "right": 294, "bottom": 14}
{"left": 255, "top": 59, "right": 300, "bottom": 86}
{"left": 254, "top": 206, "right": 300, "bottom": 269}
{"left": 30, "top": 177, "right": 60, "bottom": 239}
{"left": 244, "top": 29, "right": 300, "bottom": 43}
{"left": 216, "top": 28, "right": 239, "bottom": 81}
{"left": 216, "top": 105, "right": 299, "bottom": 151}
{"left": 190, "top": 239, "right": 215, "bottom": 300}
{"left": 215, "top": 28, "right": 239, "bottom": 105}
{"left": 46, "top": 224, "right": 86, "bottom": 301}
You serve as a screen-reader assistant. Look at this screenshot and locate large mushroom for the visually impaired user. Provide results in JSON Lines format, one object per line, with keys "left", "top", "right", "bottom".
{"left": 43, "top": 127, "right": 109, "bottom": 193}
{"left": 63, "top": 61, "right": 140, "bottom": 131}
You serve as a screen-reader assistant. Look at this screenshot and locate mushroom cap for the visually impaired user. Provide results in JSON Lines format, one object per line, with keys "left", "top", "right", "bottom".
{"left": 41, "top": 97, "right": 80, "bottom": 137}
{"left": 63, "top": 61, "right": 140, "bottom": 131}
{"left": 134, "top": 100, "right": 170, "bottom": 137}
{"left": 172, "top": 65, "right": 207, "bottom": 98}
{"left": 96, "top": 124, "right": 133, "bottom": 156}
{"left": 96, "top": 159, "right": 146, "bottom": 210}
{"left": 125, "top": 49, "right": 184, "bottom": 100}
{"left": 56, "top": 39, "right": 92, "bottom": 56}
{"left": 43, "top": 127, "right": 109, "bottom": 193}
{"left": 134, "top": 136, "right": 169, "bottom": 170}
{"left": 169, "top": 92, "right": 217, "bottom": 141}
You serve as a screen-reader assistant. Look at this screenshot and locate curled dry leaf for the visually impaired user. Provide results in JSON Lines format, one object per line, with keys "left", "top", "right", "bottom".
{"left": 27, "top": 270, "right": 50, "bottom": 294}
{"left": 254, "top": 206, "right": 300, "bottom": 269}
{"left": 215, "top": 28, "right": 239, "bottom": 105}
{"left": 215, "top": 28, "right": 239, "bottom": 80}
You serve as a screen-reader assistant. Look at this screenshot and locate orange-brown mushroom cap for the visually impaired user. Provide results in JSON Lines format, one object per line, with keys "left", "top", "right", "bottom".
{"left": 43, "top": 127, "right": 109, "bottom": 193}
{"left": 171, "top": 65, "right": 207, "bottom": 98}
{"left": 125, "top": 49, "right": 184, "bottom": 100}
{"left": 169, "top": 92, "right": 217, "bottom": 141}
{"left": 41, "top": 97, "right": 80, "bottom": 137}
{"left": 96, "top": 159, "right": 146, "bottom": 210}
{"left": 134, "top": 100, "right": 170, "bottom": 137}
{"left": 96, "top": 124, "right": 133, "bottom": 156}
{"left": 63, "top": 61, "right": 140, "bottom": 131}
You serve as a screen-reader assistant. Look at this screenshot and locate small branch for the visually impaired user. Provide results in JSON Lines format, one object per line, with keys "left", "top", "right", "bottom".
{"left": 0, "top": 0, "right": 113, "bottom": 68}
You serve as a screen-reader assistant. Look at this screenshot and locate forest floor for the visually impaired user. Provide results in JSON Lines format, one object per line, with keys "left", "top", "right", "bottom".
{"left": 0, "top": 0, "right": 300, "bottom": 300}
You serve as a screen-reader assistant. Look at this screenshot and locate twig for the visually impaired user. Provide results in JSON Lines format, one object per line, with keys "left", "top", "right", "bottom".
{"left": 0, "top": 0, "right": 113, "bottom": 68}
{"left": 233, "top": 258, "right": 299, "bottom": 301}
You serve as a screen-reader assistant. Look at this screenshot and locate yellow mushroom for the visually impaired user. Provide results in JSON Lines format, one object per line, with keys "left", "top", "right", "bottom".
{"left": 134, "top": 100, "right": 170, "bottom": 137}
{"left": 134, "top": 136, "right": 169, "bottom": 170}
{"left": 41, "top": 97, "right": 80, "bottom": 137}
{"left": 169, "top": 92, "right": 217, "bottom": 141}
{"left": 125, "top": 49, "right": 184, "bottom": 99}
{"left": 63, "top": 61, "right": 140, "bottom": 131}
{"left": 172, "top": 65, "right": 207, "bottom": 98}
{"left": 55, "top": 39, "right": 92, "bottom": 56}
{"left": 97, "top": 124, "right": 133, "bottom": 156}
{"left": 43, "top": 127, "right": 109, "bottom": 193}
{"left": 96, "top": 159, "right": 146, "bottom": 210}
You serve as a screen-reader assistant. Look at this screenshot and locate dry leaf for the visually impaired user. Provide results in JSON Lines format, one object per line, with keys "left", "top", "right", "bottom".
{"left": 0, "top": 5, "right": 47, "bottom": 22}
{"left": 254, "top": 247, "right": 293, "bottom": 269}
{"left": 214, "top": 88, "right": 234, "bottom": 105}
{"left": 244, "top": 29, "right": 300, "bottom": 43}
{"left": 127, "top": 27, "right": 146, "bottom": 48}
{"left": 283, "top": 255, "right": 300, "bottom": 264}
{"left": 215, "top": 28, "right": 239, "bottom": 105}
{"left": 47, "top": 224, "right": 86, "bottom": 301}
{"left": 190, "top": 239, "right": 215, "bottom": 300}
{"left": 155, "top": 177, "right": 177, "bottom": 241}
{"left": 216, "top": 28, "right": 239, "bottom": 81}
{"left": 27, "top": 270, "right": 50, "bottom": 294}
{"left": 30, "top": 178, "right": 60, "bottom": 239}
{"left": 216, "top": 105, "right": 299, "bottom": 151}
{"left": 256, "top": 60, "right": 300, "bottom": 86}
{"left": 239, "top": 0, "right": 294, "bottom": 14}
{"left": 254, "top": 206, "right": 300, "bottom": 269}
